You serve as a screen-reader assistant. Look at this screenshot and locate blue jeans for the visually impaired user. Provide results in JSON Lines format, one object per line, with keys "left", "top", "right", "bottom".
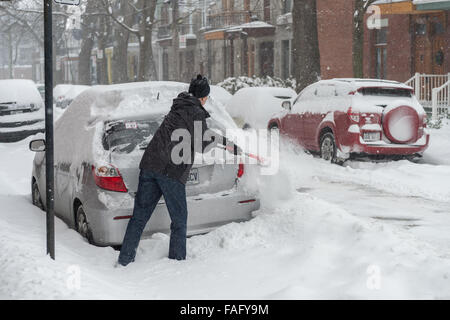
{"left": 118, "top": 169, "right": 188, "bottom": 266}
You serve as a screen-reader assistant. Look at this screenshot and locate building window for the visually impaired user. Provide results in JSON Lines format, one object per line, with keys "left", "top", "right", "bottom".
{"left": 264, "top": 0, "right": 270, "bottom": 22}
{"left": 376, "top": 47, "right": 387, "bottom": 79}
{"left": 432, "top": 21, "right": 444, "bottom": 36}
{"left": 415, "top": 23, "right": 427, "bottom": 36}
{"left": 260, "top": 41, "right": 274, "bottom": 77}
{"left": 375, "top": 27, "right": 387, "bottom": 79}
{"left": 376, "top": 28, "right": 387, "bottom": 45}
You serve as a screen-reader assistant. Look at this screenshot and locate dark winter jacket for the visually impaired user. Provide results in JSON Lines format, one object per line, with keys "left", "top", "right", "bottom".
{"left": 139, "top": 92, "right": 229, "bottom": 185}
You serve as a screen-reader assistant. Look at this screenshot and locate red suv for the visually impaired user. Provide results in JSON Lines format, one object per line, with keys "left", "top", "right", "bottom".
{"left": 268, "top": 79, "right": 430, "bottom": 163}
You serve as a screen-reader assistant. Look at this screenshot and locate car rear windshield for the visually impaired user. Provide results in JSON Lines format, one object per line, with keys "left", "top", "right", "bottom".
{"left": 102, "top": 119, "right": 161, "bottom": 154}
{"left": 359, "top": 87, "right": 412, "bottom": 97}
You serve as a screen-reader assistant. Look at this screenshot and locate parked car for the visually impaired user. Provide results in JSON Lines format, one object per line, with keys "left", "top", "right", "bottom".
{"left": 36, "top": 83, "right": 46, "bottom": 101}
{"left": 29, "top": 81, "right": 259, "bottom": 246}
{"left": 268, "top": 79, "right": 430, "bottom": 163}
{"left": 226, "top": 87, "right": 297, "bottom": 129}
{"left": 0, "top": 79, "right": 44, "bottom": 143}
{"left": 54, "top": 84, "right": 90, "bottom": 109}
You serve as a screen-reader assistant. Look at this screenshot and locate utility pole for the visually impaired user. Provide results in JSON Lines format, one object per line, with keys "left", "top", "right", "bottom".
{"left": 44, "top": 0, "right": 55, "bottom": 260}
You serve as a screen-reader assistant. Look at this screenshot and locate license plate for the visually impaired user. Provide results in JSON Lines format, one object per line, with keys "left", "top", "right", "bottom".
{"left": 187, "top": 168, "right": 199, "bottom": 185}
{"left": 363, "top": 132, "right": 381, "bottom": 142}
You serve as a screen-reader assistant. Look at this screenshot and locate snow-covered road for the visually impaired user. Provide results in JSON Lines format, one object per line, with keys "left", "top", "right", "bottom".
{"left": 1, "top": 122, "right": 449, "bottom": 299}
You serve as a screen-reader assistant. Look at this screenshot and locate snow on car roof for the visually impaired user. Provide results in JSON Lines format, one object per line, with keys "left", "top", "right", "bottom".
{"left": 226, "top": 86, "right": 297, "bottom": 128}
{"left": 0, "top": 79, "right": 43, "bottom": 106}
{"left": 329, "top": 78, "right": 413, "bottom": 90}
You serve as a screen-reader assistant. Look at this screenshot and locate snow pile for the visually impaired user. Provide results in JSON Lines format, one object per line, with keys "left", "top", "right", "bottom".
{"left": 217, "top": 76, "right": 297, "bottom": 94}
{"left": 423, "top": 119, "right": 450, "bottom": 165}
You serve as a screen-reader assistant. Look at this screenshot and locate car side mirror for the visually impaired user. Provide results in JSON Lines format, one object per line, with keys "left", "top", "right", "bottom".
{"left": 282, "top": 100, "right": 292, "bottom": 111}
{"left": 29, "top": 139, "right": 46, "bottom": 152}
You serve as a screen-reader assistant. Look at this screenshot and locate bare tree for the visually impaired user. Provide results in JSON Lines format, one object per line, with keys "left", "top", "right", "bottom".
{"left": 101, "top": 0, "right": 157, "bottom": 82}
{"left": 353, "top": 0, "right": 377, "bottom": 78}
{"left": 78, "top": 1, "right": 99, "bottom": 85}
{"left": 292, "top": 0, "right": 321, "bottom": 92}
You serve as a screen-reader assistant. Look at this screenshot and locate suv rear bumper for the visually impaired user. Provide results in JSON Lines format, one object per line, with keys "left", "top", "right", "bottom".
{"left": 342, "top": 133, "right": 430, "bottom": 156}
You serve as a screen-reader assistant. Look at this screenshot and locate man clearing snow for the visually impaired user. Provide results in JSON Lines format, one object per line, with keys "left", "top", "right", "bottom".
{"left": 117, "top": 75, "right": 241, "bottom": 266}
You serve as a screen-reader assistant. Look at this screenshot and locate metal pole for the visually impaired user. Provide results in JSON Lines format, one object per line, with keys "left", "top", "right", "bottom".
{"left": 44, "top": 0, "right": 55, "bottom": 260}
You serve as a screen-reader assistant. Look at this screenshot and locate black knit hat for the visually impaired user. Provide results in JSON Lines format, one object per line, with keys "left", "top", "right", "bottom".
{"left": 189, "top": 74, "right": 210, "bottom": 98}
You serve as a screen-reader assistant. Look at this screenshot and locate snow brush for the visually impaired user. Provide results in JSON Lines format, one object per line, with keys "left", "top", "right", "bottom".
{"left": 220, "top": 144, "right": 270, "bottom": 167}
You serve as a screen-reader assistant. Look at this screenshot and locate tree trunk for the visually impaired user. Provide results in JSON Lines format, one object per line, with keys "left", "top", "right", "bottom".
{"left": 353, "top": 0, "right": 376, "bottom": 78}
{"left": 8, "top": 31, "right": 13, "bottom": 78}
{"left": 137, "top": 0, "right": 157, "bottom": 81}
{"left": 292, "top": 0, "right": 321, "bottom": 92}
{"left": 78, "top": 1, "right": 97, "bottom": 85}
{"left": 112, "top": 0, "right": 132, "bottom": 84}
{"left": 96, "top": 14, "right": 111, "bottom": 85}
{"left": 170, "top": 0, "right": 179, "bottom": 81}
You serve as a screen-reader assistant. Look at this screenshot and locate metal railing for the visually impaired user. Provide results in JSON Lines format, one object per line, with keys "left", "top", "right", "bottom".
{"left": 432, "top": 80, "right": 450, "bottom": 120}
{"left": 405, "top": 72, "right": 450, "bottom": 120}
{"left": 207, "top": 11, "right": 257, "bottom": 30}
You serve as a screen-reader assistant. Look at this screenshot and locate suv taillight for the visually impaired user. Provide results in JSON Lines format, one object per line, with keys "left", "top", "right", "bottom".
{"left": 347, "top": 107, "right": 360, "bottom": 123}
{"left": 92, "top": 165, "right": 128, "bottom": 192}
{"left": 237, "top": 163, "right": 244, "bottom": 178}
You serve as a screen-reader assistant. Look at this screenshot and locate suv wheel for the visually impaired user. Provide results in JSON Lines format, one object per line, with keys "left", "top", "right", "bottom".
{"left": 320, "top": 132, "right": 340, "bottom": 164}
{"left": 76, "top": 205, "right": 94, "bottom": 243}
{"left": 32, "top": 180, "right": 44, "bottom": 210}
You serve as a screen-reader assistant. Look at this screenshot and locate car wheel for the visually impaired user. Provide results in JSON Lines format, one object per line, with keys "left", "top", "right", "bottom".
{"left": 76, "top": 205, "right": 94, "bottom": 244}
{"left": 32, "top": 180, "right": 44, "bottom": 211}
{"left": 320, "top": 132, "right": 339, "bottom": 164}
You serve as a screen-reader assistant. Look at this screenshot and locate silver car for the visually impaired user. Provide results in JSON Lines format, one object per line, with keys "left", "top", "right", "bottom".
{"left": 29, "top": 81, "right": 259, "bottom": 246}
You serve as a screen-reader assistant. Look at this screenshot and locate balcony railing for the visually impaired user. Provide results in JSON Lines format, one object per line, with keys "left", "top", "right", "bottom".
{"left": 207, "top": 11, "right": 261, "bottom": 30}
{"left": 157, "top": 24, "right": 192, "bottom": 39}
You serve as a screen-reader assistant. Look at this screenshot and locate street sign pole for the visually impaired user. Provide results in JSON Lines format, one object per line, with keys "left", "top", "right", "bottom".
{"left": 44, "top": 0, "right": 55, "bottom": 260}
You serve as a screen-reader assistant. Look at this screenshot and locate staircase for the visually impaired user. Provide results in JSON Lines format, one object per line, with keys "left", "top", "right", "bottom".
{"left": 405, "top": 73, "right": 450, "bottom": 120}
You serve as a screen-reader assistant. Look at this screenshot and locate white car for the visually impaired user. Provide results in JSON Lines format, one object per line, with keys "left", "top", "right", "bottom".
{"left": 0, "top": 79, "right": 44, "bottom": 143}
{"left": 225, "top": 87, "right": 297, "bottom": 129}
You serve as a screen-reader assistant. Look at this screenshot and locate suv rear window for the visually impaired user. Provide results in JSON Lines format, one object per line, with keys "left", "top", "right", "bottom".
{"left": 359, "top": 87, "right": 412, "bottom": 97}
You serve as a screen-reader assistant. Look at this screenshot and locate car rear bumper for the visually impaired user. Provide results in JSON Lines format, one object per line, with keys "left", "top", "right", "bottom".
{"left": 84, "top": 189, "right": 260, "bottom": 246}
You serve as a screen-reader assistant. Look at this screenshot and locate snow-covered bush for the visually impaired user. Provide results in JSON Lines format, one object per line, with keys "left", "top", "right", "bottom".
{"left": 217, "top": 76, "right": 297, "bottom": 94}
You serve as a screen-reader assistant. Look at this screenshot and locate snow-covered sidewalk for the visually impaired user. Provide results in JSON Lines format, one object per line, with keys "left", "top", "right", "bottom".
{"left": 0, "top": 122, "right": 450, "bottom": 299}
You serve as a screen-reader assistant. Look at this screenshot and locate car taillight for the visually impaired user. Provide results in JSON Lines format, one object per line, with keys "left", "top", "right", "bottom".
{"left": 347, "top": 107, "right": 360, "bottom": 123}
{"left": 418, "top": 116, "right": 427, "bottom": 138}
{"left": 237, "top": 163, "right": 244, "bottom": 178}
{"left": 92, "top": 165, "right": 128, "bottom": 193}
